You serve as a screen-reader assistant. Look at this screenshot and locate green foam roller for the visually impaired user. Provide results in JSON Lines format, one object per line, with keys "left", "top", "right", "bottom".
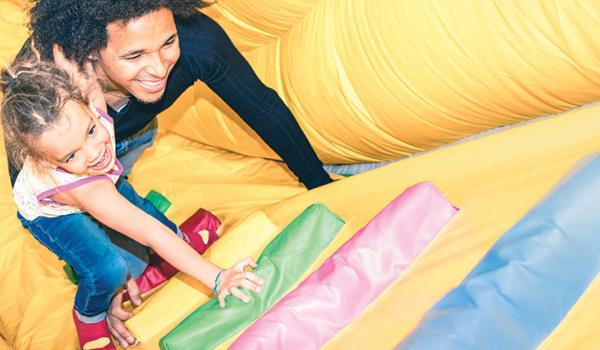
{"left": 145, "top": 190, "right": 172, "bottom": 214}
{"left": 63, "top": 263, "right": 80, "bottom": 285}
{"left": 160, "top": 203, "right": 345, "bottom": 350}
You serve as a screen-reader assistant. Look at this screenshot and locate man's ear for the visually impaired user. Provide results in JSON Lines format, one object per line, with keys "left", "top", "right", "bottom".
{"left": 51, "top": 43, "right": 66, "bottom": 61}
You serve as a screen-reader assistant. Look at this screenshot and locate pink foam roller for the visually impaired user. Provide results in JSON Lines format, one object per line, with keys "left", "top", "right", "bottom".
{"left": 230, "top": 181, "right": 458, "bottom": 350}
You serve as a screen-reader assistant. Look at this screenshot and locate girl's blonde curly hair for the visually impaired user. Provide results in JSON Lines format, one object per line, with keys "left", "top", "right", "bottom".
{"left": 1, "top": 39, "right": 86, "bottom": 173}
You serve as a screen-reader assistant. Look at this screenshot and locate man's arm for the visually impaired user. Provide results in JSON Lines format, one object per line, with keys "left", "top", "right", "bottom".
{"left": 177, "top": 14, "right": 333, "bottom": 189}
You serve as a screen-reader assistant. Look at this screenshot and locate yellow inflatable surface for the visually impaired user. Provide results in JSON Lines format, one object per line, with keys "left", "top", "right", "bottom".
{"left": 162, "top": 0, "right": 600, "bottom": 163}
{"left": 1, "top": 1, "right": 599, "bottom": 349}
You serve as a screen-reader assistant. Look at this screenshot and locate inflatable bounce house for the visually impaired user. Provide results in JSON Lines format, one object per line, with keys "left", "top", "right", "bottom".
{"left": 1, "top": 1, "right": 599, "bottom": 349}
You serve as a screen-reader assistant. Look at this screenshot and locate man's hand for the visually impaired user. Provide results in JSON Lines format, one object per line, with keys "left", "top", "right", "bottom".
{"left": 107, "top": 278, "right": 142, "bottom": 348}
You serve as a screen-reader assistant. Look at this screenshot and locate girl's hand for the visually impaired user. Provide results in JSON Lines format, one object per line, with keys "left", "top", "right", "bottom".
{"left": 217, "top": 258, "right": 263, "bottom": 308}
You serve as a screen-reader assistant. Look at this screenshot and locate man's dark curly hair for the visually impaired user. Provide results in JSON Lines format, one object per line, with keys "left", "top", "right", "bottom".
{"left": 29, "top": 0, "right": 210, "bottom": 70}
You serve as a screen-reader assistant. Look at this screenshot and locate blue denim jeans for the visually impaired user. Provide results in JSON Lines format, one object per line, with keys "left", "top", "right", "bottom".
{"left": 18, "top": 178, "right": 177, "bottom": 318}
{"left": 106, "top": 119, "right": 160, "bottom": 273}
{"left": 116, "top": 119, "right": 158, "bottom": 178}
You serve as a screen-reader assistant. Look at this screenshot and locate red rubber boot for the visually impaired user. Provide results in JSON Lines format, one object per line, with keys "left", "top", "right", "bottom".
{"left": 72, "top": 309, "right": 115, "bottom": 350}
{"left": 122, "top": 209, "right": 222, "bottom": 300}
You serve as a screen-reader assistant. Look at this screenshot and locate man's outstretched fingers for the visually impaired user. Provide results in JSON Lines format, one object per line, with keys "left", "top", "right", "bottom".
{"left": 126, "top": 277, "right": 142, "bottom": 306}
{"left": 109, "top": 293, "right": 132, "bottom": 320}
{"left": 107, "top": 316, "right": 128, "bottom": 348}
{"left": 108, "top": 294, "right": 137, "bottom": 347}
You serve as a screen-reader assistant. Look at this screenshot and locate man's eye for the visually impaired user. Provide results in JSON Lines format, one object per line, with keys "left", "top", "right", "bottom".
{"left": 164, "top": 39, "right": 175, "bottom": 47}
{"left": 88, "top": 125, "right": 96, "bottom": 136}
{"left": 125, "top": 54, "right": 142, "bottom": 60}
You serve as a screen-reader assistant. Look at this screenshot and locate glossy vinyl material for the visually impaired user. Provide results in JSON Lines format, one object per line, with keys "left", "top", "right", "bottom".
{"left": 159, "top": 203, "right": 344, "bottom": 350}
{"left": 399, "top": 154, "right": 600, "bottom": 350}
{"left": 231, "top": 182, "right": 457, "bottom": 350}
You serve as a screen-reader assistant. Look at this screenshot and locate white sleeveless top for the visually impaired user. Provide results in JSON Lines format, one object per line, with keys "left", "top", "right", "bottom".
{"left": 13, "top": 107, "right": 123, "bottom": 221}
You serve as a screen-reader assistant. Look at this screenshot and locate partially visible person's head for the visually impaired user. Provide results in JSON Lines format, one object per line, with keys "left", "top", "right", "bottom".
{"left": 1, "top": 41, "right": 115, "bottom": 176}
{"left": 29, "top": 0, "right": 209, "bottom": 103}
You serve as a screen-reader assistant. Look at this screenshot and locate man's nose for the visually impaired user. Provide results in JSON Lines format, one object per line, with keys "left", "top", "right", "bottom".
{"left": 146, "top": 52, "right": 168, "bottom": 78}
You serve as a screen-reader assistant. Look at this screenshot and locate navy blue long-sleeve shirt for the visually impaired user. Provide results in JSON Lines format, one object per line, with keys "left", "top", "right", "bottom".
{"left": 9, "top": 12, "right": 332, "bottom": 189}
{"left": 109, "top": 12, "right": 331, "bottom": 189}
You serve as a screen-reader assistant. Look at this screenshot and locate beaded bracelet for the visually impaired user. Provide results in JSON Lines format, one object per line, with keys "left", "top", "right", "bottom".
{"left": 212, "top": 269, "right": 225, "bottom": 295}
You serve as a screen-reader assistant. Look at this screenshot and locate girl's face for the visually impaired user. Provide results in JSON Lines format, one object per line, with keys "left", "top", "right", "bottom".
{"left": 37, "top": 101, "right": 116, "bottom": 176}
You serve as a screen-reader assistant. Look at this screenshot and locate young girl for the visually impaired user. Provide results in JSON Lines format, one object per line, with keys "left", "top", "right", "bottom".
{"left": 1, "top": 46, "right": 263, "bottom": 350}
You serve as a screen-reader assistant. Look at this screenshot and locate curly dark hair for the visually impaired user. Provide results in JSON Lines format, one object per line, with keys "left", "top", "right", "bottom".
{"left": 29, "top": 0, "right": 211, "bottom": 70}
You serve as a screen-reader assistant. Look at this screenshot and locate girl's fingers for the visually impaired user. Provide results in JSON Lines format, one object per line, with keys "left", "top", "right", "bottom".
{"left": 235, "top": 257, "right": 258, "bottom": 270}
{"left": 231, "top": 272, "right": 263, "bottom": 289}
{"left": 243, "top": 271, "right": 263, "bottom": 285}
{"left": 247, "top": 258, "right": 258, "bottom": 269}
{"left": 238, "top": 277, "right": 262, "bottom": 293}
{"left": 217, "top": 267, "right": 263, "bottom": 308}
{"left": 218, "top": 287, "right": 230, "bottom": 308}
{"left": 230, "top": 287, "right": 251, "bottom": 303}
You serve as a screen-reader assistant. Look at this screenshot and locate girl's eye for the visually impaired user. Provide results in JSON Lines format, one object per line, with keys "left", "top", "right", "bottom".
{"left": 65, "top": 153, "right": 76, "bottom": 163}
{"left": 88, "top": 125, "right": 96, "bottom": 136}
{"left": 164, "top": 39, "right": 175, "bottom": 47}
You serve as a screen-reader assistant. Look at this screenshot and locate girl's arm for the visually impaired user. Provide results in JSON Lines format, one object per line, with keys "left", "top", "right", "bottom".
{"left": 54, "top": 178, "right": 262, "bottom": 305}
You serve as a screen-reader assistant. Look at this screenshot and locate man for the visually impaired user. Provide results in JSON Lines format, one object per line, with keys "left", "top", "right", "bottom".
{"left": 20, "top": 0, "right": 332, "bottom": 348}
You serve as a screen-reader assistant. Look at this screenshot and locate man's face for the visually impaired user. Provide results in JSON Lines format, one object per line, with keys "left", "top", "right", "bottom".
{"left": 96, "top": 7, "right": 180, "bottom": 103}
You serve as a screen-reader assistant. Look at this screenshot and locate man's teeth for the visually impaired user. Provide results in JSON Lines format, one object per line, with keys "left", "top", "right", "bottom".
{"left": 140, "top": 80, "right": 162, "bottom": 87}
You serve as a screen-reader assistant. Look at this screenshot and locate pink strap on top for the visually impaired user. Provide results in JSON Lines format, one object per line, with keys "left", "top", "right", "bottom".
{"left": 37, "top": 160, "right": 123, "bottom": 205}
{"left": 230, "top": 181, "right": 459, "bottom": 350}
